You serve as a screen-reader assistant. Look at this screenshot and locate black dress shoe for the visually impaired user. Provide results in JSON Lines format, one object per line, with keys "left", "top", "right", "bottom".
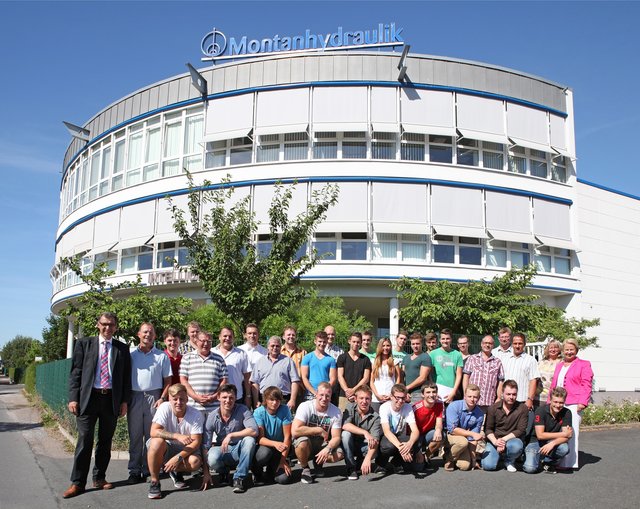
{"left": 127, "top": 473, "right": 144, "bottom": 485}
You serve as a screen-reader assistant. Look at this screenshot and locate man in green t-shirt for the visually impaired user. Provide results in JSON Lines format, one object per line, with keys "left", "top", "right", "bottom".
{"left": 429, "top": 329, "right": 463, "bottom": 404}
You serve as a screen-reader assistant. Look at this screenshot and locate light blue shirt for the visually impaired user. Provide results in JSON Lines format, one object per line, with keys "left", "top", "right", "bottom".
{"left": 130, "top": 346, "right": 172, "bottom": 391}
{"left": 445, "top": 399, "right": 484, "bottom": 440}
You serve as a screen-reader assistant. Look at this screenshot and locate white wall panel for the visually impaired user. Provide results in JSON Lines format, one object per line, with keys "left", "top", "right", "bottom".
{"left": 313, "top": 181, "right": 367, "bottom": 231}
{"left": 372, "top": 182, "right": 427, "bottom": 228}
{"left": 400, "top": 89, "right": 454, "bottom": 135}
{"left": 371, "top": 87, "right": 398, "bottom": 132}
{"left": 431, "top": 186, "right": 483, "bottom": 228}
{"left": 120, "top": 201, "right": 155, "bottom": 242}
{"left": 486, "top": 192, "right": 531, "bottom": 233}
{"left": 312, "top": 86, "right": 368, "bottom": 131}
{"left": 507, "top": 103, "right": 549, "bottom": 148}
{"left": 456, "top": 94, "right": 505, "bottom": 139}
{"left": 156, "top": 194, "right": 189, "bottom": 236}
{"left": 205, "top": 93, "right": 254, "bottom": 141}
{"left": 533, "top": 198, "right": 570, "bottom": 240}
{"left": 256, "top": 88, "right": 309, "bottom": 135}
{"left": 92, "top": 210, "right": 120, "bottom": 253}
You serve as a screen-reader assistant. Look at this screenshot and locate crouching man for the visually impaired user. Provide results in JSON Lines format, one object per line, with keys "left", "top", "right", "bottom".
{"left": 524, "top": 387, "right": 573, "bottom": 474}
{"left": 341, "top": 384, "right": 381, "bottom": 480}
{"left": 202, "top": 384, "right": 258, "bottom": 493}
{"left": 146, "top": 384, "right": 204, "bottom": 499}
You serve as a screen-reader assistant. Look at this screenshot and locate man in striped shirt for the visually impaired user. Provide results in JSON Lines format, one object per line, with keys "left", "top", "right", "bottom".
{"left": 179, "top": 331, "right": 228, "bottom": 416}
{"left": 498, "top": 333, "right": 540, "bottom": 411}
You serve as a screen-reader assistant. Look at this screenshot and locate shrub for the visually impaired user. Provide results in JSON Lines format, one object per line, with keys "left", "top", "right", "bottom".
{"left": 582, "top": 399, "right": 640, "bottom": 425}
{"left": 24, "top": 364, "right": 37, "bottom": 394}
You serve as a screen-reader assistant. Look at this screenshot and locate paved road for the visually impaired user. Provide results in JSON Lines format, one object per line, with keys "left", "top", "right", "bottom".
{"left": 1, "top": 380, "right": 639, "bottom": 509}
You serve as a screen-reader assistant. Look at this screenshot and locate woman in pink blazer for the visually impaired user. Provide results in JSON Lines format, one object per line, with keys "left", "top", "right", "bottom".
{"left": 549, "top": 338, "right": 594, "bottom": 469}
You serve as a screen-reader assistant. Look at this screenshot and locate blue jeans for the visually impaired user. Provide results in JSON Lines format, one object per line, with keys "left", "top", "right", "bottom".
{"left": 481, "top": 438, "right": 524, "bottom": 471}
{"left": 207, "top": 436, "right": 256, "bottom": 480}
{"left": 341, "top": 431, "right": 372, "bottom": 469}
{"left": 523, "top": 440, "right": 570, "bottom": 473}
{"left": 421, "top": 429, "right": 437, "bottom": 448}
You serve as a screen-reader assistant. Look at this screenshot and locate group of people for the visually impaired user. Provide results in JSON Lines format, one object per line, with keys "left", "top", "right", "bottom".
{"left": 62, "top": 314, "right": 594, "bottom": 500}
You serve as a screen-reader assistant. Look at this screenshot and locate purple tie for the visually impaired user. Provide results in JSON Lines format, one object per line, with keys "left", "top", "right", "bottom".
{"left": 99, "top": 341, "right": 110, "bottom": 388}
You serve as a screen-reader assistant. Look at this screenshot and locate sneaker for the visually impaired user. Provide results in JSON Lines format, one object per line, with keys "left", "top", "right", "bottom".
{"left": 232, "top": 478, "right": 246, "bottom": 493}
{"left": 169, "top": 471, "right": 187, "bottom": 489}
{"left": 543, "top": 464, "right": 557, "bottom": 474}
{"left": 346, "top": 468, "right": 359, "bottom": 480}
{"left": 300, "top": 467, "right": 314, "bottom": 484}
{"left": 217, "top": 472, "right": 231, "bottom": 486}
{"left": 314, "top": 462, "right": 326, "bottom": 478}
{"left": 127, "top": 473, "right": 144, "bottom": 485}
{"left": 505, "top": 463, "right": 517, "bottom": 473}
{"left": 148, "top": 481, "right": 161, "bottom": 499}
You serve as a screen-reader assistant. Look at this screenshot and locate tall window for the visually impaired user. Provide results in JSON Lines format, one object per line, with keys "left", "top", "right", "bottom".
{"left": 529, "top": 149, "right": 548, "bottom": 178}
{"left": 371, "top": 132, "right": 396, "bottom": 160}
{"left": 401, "top": 132, "right": 425, "bottom": 161}
{"left": 508, "top": 145, "right": 527, "bottom": 174}
{"left": 313, "top": 132, "right": 338, "bottom": 159}
{"left": 482, "top": 141, "right": 504, "bottom": 170}
{"left": 313, "top": 232, "right": 337, "bottom": 260}
{"left": 341, "top": 232, "right": 368, "bottom": 260}
{"left": 432, "top": 234, "right": 455, "bottom": 263}
{"left": 429, "top": 135, "right": 453, "bottom": 164}
{"left": 342, "top": 132, "right": 367, "bottom": 159}
{"left": 456, "top": 138, "right": 479, "bottom": 167}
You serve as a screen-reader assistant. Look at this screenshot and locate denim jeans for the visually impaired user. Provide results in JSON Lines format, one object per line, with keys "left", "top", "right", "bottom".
{"left": 207, "top": 436, "right": 256, "bottom": 480}
{"left": 481, "top": 438, "right": 524, "bottom": 470}
{"left": 523, "top": 440, "right": 570, "bottom": 473}
{"left": 341, "top": 431, "right": 372, "bottom": 469}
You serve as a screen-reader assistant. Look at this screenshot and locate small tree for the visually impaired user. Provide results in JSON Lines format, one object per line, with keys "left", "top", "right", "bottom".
{"left": 393, "top": 265, "right": 599, "bottom": 348}
{"left": 170, "top": 175, "right": 339, "bottom": 330}
{"left": 41, "top": 314, "right": 68, "bottom": 362}
{"left": 1, "top": 335, "right": 40, "bottom": 369}
{"left": 59, "top": 257, "right": 193, "bottom": 343}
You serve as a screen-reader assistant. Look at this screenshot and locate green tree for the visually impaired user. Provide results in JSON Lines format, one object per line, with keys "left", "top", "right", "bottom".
{"left": 186, "top": 303, "right": 235, "bottom": 339}
{"left": 1, "top": 335, "right": 40, "bottom": 368}
{"left": 170, "top": 175, "right": 339, "bottom": 330}
{"left": 261, "top": 293, "right": 372, "bottom": 351}
{"left": 59, "top": 257, "right": 193, "bottom": 343}
{"left": 41, "top": 313, "right": 68, "bottom": 362}
{"left": 393, "top": 265, "right": 599, "bottom": 348}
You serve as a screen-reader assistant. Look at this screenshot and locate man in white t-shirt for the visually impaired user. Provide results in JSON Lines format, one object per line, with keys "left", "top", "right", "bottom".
{"left": 146, "top": 384, "right": 204, "bottom": 499}
{"left": 292, "top": 382, "right": 344, "bottom": 484}
{"left": 377, "top": 383, "right": 420, "bottom": 474}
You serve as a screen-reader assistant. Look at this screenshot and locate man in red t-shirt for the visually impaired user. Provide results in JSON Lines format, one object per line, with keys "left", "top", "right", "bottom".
{"left": 163, "top": 329, "right": 182, "bottom": 386}
{"left": 412, "top": 381, "right": 444, "bottom": 468}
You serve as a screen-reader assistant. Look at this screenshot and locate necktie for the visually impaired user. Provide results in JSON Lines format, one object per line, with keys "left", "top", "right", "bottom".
{"left": 100, "top": 341, "right": 110, "bottom": 388}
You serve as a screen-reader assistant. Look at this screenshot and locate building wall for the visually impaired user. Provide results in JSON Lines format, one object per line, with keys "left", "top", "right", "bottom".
{"left": 576, "top": 181, "right": 640, "bottom": 392}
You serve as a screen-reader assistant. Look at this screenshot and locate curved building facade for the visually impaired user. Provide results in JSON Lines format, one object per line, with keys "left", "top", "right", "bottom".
{"left": 52, "top": 50, "right": 640, "bottom": 393}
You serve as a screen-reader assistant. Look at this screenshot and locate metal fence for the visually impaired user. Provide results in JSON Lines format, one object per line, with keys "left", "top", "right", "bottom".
{"left": 36, "top": 358, "right": 71, "bottom": 417}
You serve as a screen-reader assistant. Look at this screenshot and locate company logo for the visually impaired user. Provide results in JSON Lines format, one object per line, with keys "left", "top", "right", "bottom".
{"left": 201, "top": 23, "right": 404, "bottom": 62}
{"left": 201, "top": 27, "right": 227, "bottom": 58}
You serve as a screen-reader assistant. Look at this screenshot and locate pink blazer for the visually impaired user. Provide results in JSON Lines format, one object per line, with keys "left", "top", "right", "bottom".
{"left": 549, "top": 357, "right": 593, "bottom": 407}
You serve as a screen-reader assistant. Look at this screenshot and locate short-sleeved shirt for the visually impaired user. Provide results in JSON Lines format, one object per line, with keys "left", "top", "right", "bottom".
{"left": 412, "top": 400, "right": 444, "bottom": 435}
{"left": 254, "top": 404, "right": 293, "bottom": 442}
{"left": 179, "top": 351, "right": 228, "bottom": 411}
{"left": 463, "top": 353, "right": 505, "bottom": 407}
{"left": 238, "top": 342, "right": 267, "bottom": 372}
{"left": 282, "top": 346, "right": 307, "bottom": 373}
{"left": 534, "top": 404, "right": 572, "bottom": 442}
{"left": 152, "top": 401, "right": 204, "bottom": 445}
{"left": 204, "top": 403, "right": 258, "bottom": 448}
{"left": 164, "top": 350, "right": 182, "bottom": 385}
{"left": 213, "top": 346, "right": 250, "bottom": 399}
{"left": 301, "top": 352, "right": 336, "bottom": 390}
{"left": 445, "top": 399, "right": 484, "bottom": 439}
{"left": 342, "top": 402, "right": 381, "bottom": 440}
{"left": 429, "top": 348, "right": 464, "bottom": 389}
{"left": 500, "top": 352, "right": 541, "bottom": 402}
{"left": 392, "top": 349, "right": 407, "bottom": 366}
{"left": 360, "top": 349, "right": 376, "bottom": 362}
{"left": 336, "top": 352, "right": 372, "bottom": 397}
{"left": 379, "top": 401, "right": 416, "bottom": 435}
{"left": 131, "top": 346, "right": 172, "bottom": 391}
{"left": 402, "top": 353, "right": 433, "bottom": 393}
{"left": 326, "top": 344, "right": 344, "bottom": 361}
{"left": 294, "top": 400, "right": 342, "bottom": 432}
{"left": 251, "top": 354, "right": 300, "bottom": 395}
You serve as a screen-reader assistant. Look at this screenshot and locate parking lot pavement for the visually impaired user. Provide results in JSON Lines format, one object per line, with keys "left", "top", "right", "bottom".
{"left": 2, "top": 383, "right": 639, "bottom": 509}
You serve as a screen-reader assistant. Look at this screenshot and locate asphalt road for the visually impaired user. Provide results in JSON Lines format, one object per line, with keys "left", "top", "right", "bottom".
{"left": 1, "top": 380, "right": 639, "bottom": 509}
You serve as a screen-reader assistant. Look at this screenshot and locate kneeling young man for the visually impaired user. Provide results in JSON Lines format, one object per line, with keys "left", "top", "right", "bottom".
{"left": 202, "top": 384, "right": 258, "bottom": 493}
{"left": 377, "top": 384, "right": 420, "bottom": 473}
{"left": 413, "top": 382, "right": 444, "bottom": 468}
{"left": 292, "top": 381, "right": 344, "bottom": 484}
{"left": 524, "top": 387, "right": 573, "bottom": 474}
{"left": 444, "top": 384, "right": 485, "bottom": 471}
{"left": 146, "top": 384, "right": 204, "bottom": 499}
{"left": 341, "top": 384, "right": 382, "bottom": 480}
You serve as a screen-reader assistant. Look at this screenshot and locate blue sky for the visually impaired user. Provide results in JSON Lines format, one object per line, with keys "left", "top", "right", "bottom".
{"left": 1, "top": 1, "right": 639, "bottom": 347}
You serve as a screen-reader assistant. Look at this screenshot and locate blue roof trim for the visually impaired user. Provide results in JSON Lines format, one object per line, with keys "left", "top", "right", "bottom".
{"left": 56, "top": 177, "right": 573, "bottom": 245}
{"left": 577, "top": 178, "right": 640, "bottom": 202}
{"left": 63, "top": 80, "right": 567, "bottom": 183}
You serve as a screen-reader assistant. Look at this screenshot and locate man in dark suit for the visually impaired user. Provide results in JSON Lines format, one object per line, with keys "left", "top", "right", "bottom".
{"left": 63, "top": 312, "right": 132, "bottom": 499}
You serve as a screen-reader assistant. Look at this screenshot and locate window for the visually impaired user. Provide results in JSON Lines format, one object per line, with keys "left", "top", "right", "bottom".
{"left": 456, "top": 138, "right": 479, "bottom": 167}
{"left": 534, "top": 245, "right": 552, "bottom": 273}
{"left": 341, "top": 232, "right": 367, "bottom": 260}
{"left": 554, "top": 248, "right": 571, "bottom": 275}
{"left": 156, "top": 242, "right": 177, "bottom": 268}
{"left": 371, "top": 132, "right": 396, "bottom": 160}
{"left": 401, "top": 234, "right": 428, "bottom": 261}
{"left": 229, "top": 136, "right": 253, "bottom": 166}
{"left": 205, "top": 140, "right": 227, "bottom": 168}
{"left": 459, "top": 236, "right": 481, "bottom": 265}
{"left": 432, "top": 234, "right": 454, "bottom": 263}
{"left": 486, "top": 239, "right": 507, "bottom": 268}
{"left": 530, "top": 149, "right": 548, "bottom": 178}
{"left": 313, "top": 132, "right": 338, "bottom": 159}
{"left": 257, "top": 234, "right": 273, "bottom": 258}
{"left": 482, "top": 141, "right": 504, "bottom": 170}
{"left": 342, "top": 132, "right": 367, "bottom": 159}
{"left": 508, "top": 145, "right": 526, "bottom": 174}
{"left": 552, "top": 156, "right": 567, "bottom": 183}
{"left": 373, "top": 233, "right": 398, "bottom": 260}
{"left": 313, "top": 232, "right": 336, "bottom": 260}
{"left": 401, "top": 132, "right": 425, "bottom": 161}
{"left": 94, "top": 251, "right": 117, "bottom": 272}
{"left": 284, "top": 132, "right": 309, "bottom": 160}
{"left": 510, "top": 243, "right": 531, "bottom": 268}
{"left": 257, "top": 134, "right": 280, "bottom": 163}
{"left": 429, "top": 135, "right": 452, "bottom": 163}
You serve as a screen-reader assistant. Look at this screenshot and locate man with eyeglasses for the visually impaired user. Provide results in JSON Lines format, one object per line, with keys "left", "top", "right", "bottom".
{"left": 250, "top": 336, "right": 301, "bottom": 411}
{"left": 63, "top": 312, "right": 131, "bottom": 499}
{"left": 179, "top": 331, "right": 228, "bottom": 416}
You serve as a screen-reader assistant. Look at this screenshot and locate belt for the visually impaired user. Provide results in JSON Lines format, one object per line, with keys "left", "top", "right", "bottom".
{"left": 93, "top": 388, "right": 112, "bottom": 395}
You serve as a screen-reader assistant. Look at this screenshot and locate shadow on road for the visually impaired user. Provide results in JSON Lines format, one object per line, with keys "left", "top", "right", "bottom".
{"left": 0, "top": 421, "right": 43, "bottom": 432}
{"left": 579, "top": 450, "right": 601, "bottom": 467}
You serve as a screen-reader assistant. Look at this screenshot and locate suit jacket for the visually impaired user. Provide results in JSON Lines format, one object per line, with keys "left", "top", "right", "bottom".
{"left": 549, "top": 357, "right": 593, "bottom": 407}
{"left": 69, "top": 336, "right": 132, "bottom": 415}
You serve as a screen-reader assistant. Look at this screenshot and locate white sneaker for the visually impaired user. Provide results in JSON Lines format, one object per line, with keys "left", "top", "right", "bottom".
{"left": 505, "top": 463, "right": 517, "bottom": 473}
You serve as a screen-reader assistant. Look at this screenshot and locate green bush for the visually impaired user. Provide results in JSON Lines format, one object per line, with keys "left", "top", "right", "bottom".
{"left": 582, "top": 399, "right": 640, "bottom": 425}
{"left": 8, "top": 367, "right": 24, "bottom": 384}
{"left": 24, "top": 364, "right": 37, "bottom": 394}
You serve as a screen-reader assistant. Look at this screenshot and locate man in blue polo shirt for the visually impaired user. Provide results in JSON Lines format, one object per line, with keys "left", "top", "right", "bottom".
{"left": 300, "top": 331, "right": 337, "bottom": 400}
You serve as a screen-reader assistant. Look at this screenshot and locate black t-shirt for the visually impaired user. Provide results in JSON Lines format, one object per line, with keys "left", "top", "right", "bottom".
{"left": 336, "top": 352, "right": 372, "bottom": 397}
{"left": 534, "top": 404, "right": 572, "bottom": 438}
